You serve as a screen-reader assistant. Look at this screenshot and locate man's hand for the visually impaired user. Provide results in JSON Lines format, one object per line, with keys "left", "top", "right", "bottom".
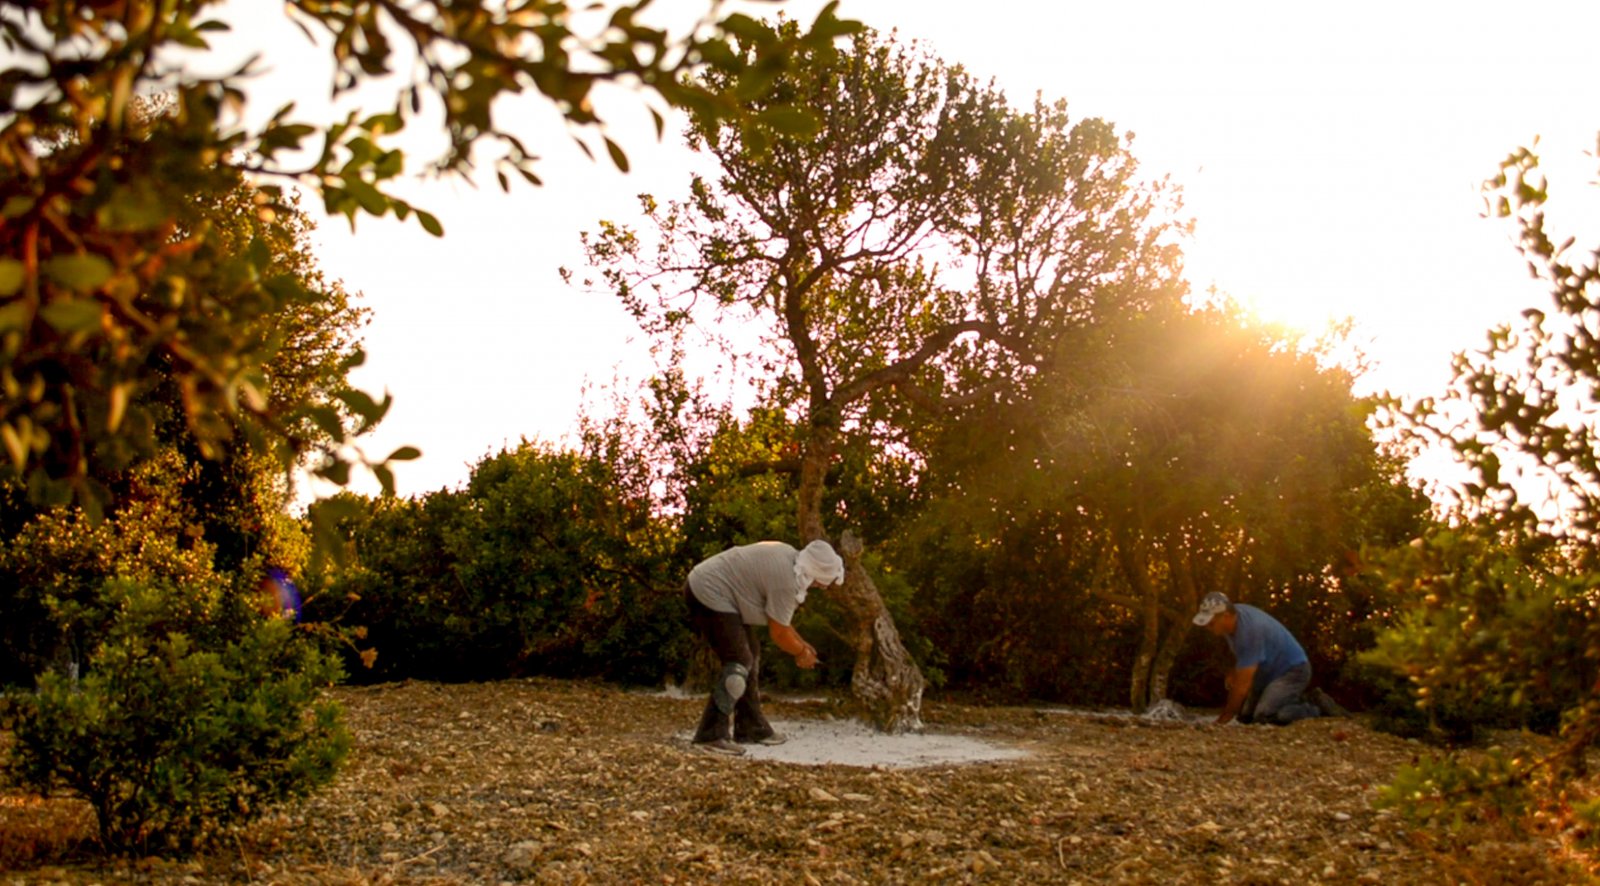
{"left": 770, "top": 619, "right": 818, "bottom": 669}
{"left": 1215, "top": 664, "right": 1257, "bottom": 725}
{"left": 795, "top": 644, "right": 819, "bottom": 670}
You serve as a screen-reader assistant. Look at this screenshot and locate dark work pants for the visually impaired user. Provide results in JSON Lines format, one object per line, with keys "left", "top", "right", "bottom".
{"left": 1241, "top": 662, "right": 1320, "bottom": 725}
{"left": 684, "top": 583, "right": 775, "bottom": 743}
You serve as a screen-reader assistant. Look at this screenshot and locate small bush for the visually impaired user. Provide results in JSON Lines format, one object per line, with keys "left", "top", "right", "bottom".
{"left": 4, "top": 579, "right": 350, "bottom": 855}
{"left": 1345, "top": 659, "right": 1482, "bottom": 744}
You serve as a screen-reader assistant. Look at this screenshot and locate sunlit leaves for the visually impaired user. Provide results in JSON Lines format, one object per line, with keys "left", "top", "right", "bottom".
{"left": 0, "top": 259, "right": 23, "bottom": 296}
{"left": 40, "top": 255, "right": 113, "bottom": 292}
{"left": 1365, "top": 141, "right": 1600, "bottom": 837}
{"left": 37, "top": 298, "right": 102, "bottom": 334}
{"left": 0, "top": 0, "right": 858, "bottom": 530}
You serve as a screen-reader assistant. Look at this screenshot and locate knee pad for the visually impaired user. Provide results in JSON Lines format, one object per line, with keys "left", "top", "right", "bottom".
{"left": 713, "top": 662, "right": 749, "bottom": 714}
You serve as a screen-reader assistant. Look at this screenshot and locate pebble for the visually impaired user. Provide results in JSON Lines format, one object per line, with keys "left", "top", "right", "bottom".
{"left": 1333, "top": 812, "right": 1352, "bottom": 822}
{"left": 503, "top": 840, "right": 543, "bottom": 873}
{"left": 808, "top": 787, "right": 839, "bottom": 803}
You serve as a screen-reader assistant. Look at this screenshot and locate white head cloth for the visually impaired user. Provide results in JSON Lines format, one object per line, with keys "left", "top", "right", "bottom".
{"left": 793, "top": 540, "right": 845, "bottom": 604}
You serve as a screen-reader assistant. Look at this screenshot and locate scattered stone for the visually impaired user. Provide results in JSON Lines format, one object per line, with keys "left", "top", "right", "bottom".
{"left": 503, "top": 841, "right": 544, "bottom": 873}
{"left": 20, "top": 678, "right": 1555, "bottom": 885}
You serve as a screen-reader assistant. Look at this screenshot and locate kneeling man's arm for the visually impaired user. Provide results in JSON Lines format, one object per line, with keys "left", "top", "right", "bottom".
{"left": 1216, "top": 664, "right": 1257, "bottom": 725}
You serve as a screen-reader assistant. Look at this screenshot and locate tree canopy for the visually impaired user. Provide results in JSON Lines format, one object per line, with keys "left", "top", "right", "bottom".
{"left": 0, "top": 0, "right": 856, "bottom": 514}
{"left": 580, "top": 24, "right": 1188, "bottom": 730}
{"left": 900, "top": 302, "right": 1425, "bottom": 709}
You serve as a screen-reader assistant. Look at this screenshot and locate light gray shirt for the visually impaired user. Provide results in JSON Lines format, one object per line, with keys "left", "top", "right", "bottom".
{"left": 688, "top": 541, "right": 804, "bottom": 627}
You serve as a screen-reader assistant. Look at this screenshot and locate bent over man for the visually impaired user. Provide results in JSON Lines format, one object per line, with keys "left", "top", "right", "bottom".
{"left": 684, "top": 540, "right": 846, "bottom": 755}
{"left": 1193, "top": 592, "right": 1322, "bottom": 726}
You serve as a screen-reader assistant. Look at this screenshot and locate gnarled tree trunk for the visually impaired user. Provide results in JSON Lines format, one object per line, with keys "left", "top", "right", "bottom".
{"left": 832, "top": 530, "right": 925, "bottom": 733}
{"left": 797, "top": 428, "right": 924, "bottom": 733}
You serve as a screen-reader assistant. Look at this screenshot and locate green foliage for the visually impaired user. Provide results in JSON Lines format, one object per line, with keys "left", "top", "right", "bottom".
{"left": 892, "top": 510, "right": 1136, "bottom": 705}
{"left": 0, "top": 450, "right": 221, "bottom": 685}
{"left": 901, "top": 302, "right": 1425, "bottom": 708}
{"left": 580, "top": 26, "right": 1189, "bottom": 715}
{"left": 1379, "top": 750, "right": 1533, "bottom": 832}
{"left": 311, "top": 437, "right": 689, "bottom": 684}
{"left": 1344, "top": 660, "right": 1478, "bottom": 744}
{"left": 4, "top": 578, "right": 349, "bottom": 855}
{"left": 1364, "top": 141, "right": 1600, "bottom": 841}
{"left": 0, "top": 0, "right": 856, "bottom": 516}
{"left": 581, "top": 24, "right": 1186, "bottom": 541}
{"left": 1362, "top": 527, "right": 1595, "bottom": 739}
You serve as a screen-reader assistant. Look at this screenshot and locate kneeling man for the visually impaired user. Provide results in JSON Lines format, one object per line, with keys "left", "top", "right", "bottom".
{"left": 1194, "top": 592, "right": 1321, "bottom": 726}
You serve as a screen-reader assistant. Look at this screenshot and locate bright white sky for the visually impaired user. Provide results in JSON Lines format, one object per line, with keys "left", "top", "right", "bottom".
{"left": 205, "top": 0, "right": 1600, "bottom": 501}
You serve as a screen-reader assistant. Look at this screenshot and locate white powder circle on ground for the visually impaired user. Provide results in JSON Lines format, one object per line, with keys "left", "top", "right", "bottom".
{"left": 686, "top": 718, "right": 1030, "bottom": 768}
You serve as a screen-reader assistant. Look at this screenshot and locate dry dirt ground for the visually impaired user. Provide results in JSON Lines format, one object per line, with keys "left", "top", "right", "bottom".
{"left": 2, "top": 678, "right": 1596, "bottom": 885}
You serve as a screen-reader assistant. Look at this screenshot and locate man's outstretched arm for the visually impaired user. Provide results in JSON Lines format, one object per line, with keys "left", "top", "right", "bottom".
{"left": 769, "top": 620, "right": 819, "bottom": 669}
{"left": 1216, "top": 664, "right": 1258, "bottom": 724}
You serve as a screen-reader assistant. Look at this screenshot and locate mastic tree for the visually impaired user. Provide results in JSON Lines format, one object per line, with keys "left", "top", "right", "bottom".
{"left": 905, "top": 303, "right": 1425, "bottom": 710}
{"left": 1364, "top": 142, "right": 1600, "bottom": 837}
{"left": 578, "top": 25, "right": 1185, "bottom": 731}
{"left": 0, "top": 0, "right": 857, "bottom": 516}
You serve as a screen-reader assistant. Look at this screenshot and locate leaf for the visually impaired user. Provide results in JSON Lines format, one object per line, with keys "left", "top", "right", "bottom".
{"left": 309, "top": 503, "right": 357, "bottom": 568}
{"left": 735, "top": 65, "right": 780, "bottom": 100}
{"left": 373, "top": 463, "right": 396, "bottom": 496}
{"left": 604, "top": 137, "right": 630, "bottom": 173}
{"left": 343, "top": 178, "right": 390, "bottom": 216}
{"left": 0, "top": 422, "right": 24, "bottom": 469}
{"left": 41, "top": 254, "right": 113, "bottom": 292}
{"left": 334, "top": 388, "right": 386, "bottom": 423}
{"left": 416, "top": 210, "right": 444, "bottom": 237}
{"left": 39, "top": 298, "right": 103, "bottom": 333}
{"left": 304, "top": 405, "right": 345, "bottom": 440}
{"left": 319, "top": 459, "right": 352, "bottom": 486}
{"left": 361, "top": 112, "right": 404, "bottom": 136}
{"left": 807, "top": 2, "right": 865, "bottom": 40}
{"left": 0, "top": 301, "right": 32, "bottom": 333}
{"left": 720, "top": 13, "right": 771, "bottom": 42}
{"left": 258, "top": 122, "right": 317, "bottom": 154}
{"left": 0, "top": 258, "right": 24, "bottom": 296}
{"left": 1, "top": 196, "right": 34, "bottom": 219}
{"left": 386, "top": 445, "right": 422, "bottom": 461}
{"left": 107, "top": 383, "right": 130, "bottom": 432}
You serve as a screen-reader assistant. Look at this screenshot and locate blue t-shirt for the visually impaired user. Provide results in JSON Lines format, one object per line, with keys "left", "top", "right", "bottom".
{"left": 1225, "top": 604, "right": 1307, "bottom": 685}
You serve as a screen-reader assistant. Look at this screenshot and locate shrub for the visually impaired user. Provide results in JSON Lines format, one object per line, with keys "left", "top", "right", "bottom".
{"left": 4, "top": 579, "right": 350, "bottom": 855}
{"left": 311, "top": 442, "right": 690, "bottom": 684}
{"left": 1361, "top": 527, "right": 1593, "bottom": 742}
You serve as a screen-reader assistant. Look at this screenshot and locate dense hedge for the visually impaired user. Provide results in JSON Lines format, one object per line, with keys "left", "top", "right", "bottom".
{"left": 307, "top": 442, "right": 692, "bottom": 685}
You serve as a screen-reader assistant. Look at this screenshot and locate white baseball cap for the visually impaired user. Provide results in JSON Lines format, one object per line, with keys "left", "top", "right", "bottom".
{"left": 1193, "top": 591, "right": 1231, "bottom": 626}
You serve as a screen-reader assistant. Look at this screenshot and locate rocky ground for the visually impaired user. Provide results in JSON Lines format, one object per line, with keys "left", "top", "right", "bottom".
{"left": 2, "top": 678, "right": 1595, "bottom": 884}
